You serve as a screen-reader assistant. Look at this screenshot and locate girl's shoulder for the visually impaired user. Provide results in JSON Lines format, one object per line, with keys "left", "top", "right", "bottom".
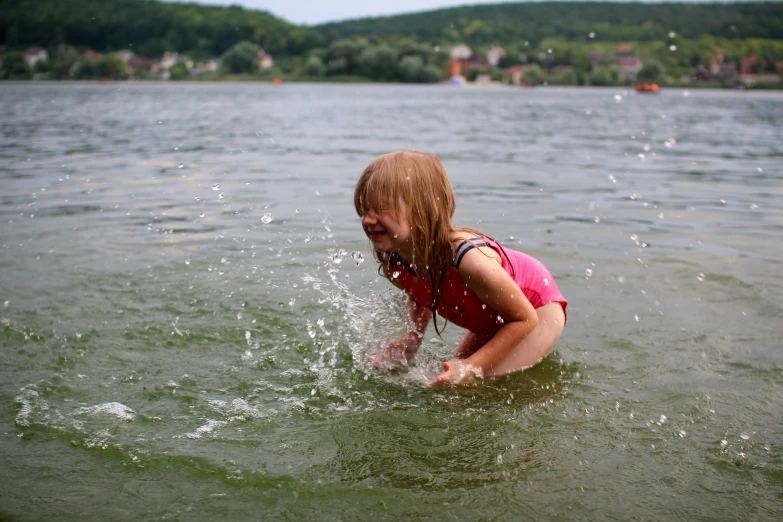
{"left": 450, "top": 232, "right": 502, "bottom": 271}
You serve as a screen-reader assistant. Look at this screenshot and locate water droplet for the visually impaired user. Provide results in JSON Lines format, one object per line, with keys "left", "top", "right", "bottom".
{"left": 178, "top": 164, "right": 185, "bottom": 169}
{"left": 608, "top": 175, "right": 617, "bottom": 183}
{"left": 679, "top": 430, "right": 687, "bottom": 438}
{"left": 740, "top": 433, "right": 750, "bottom": 441}
{"left": 720, "top": 440, "right": 728, "bottom": 449}
{"left": 543, "top": 278, "right": 549, "bottom": 286}
{"left": 212, "top": 183, "right": 220, "bottom": 191}
{"left": 750, "top": 204, "right": 759, "bottom": 210}
{"left": 614, "top": 94, "right": 622, "bottom": 103}
{"left": 585, "top": 268, "right": 593, "bottom": 278}
{"left": 588, "top": 32, "right": 595, "bottom": 38}
{"left": 217, "top": 193, "right": 225, "bottom": 200}
{"left": 496, "top": 315, "right": 504, "bottom": 324}
{"left": 682, "top": 91, "right": 690, "bottom": 97}
{"left": 634, "top": 314, "right": 639, "bottom": 321}
{"left": 184, "top": 259, "right": 190, "bottom": 265}
{"left": 643, "top": 144, "right": 651, "bottom": 152}
{"left": 351, "top": 252, "right": 365, "bottom": 265}
{"left": 669, "top": 44, "right": 677, "bottom": 51}
{"left": 594, "top": 217, "right": 600, "bottom": 223}
{"left": 637, "top": 153, "right": 646, "bottom": 160}
{"left": 304, "top": 236, "right": 311, "bottom": 243}
{"left": 392, "top": 271, "right": 400, "bottom": 279}
{"left": 481, "top": 304, "right": 486, "bottom": 309}
{"left": 496, "top": 454, "right": 503, "bottom": 464}
{"left": 331, "top": 249, "right": 347, "bottom": 264}
{"left": 659, "top": 414, "right": 667, "bottom": 424}
{"left": 697, "top": 273, "right": 705, "bottom": 282}
{"left": 260, "top": 213, "right": 273, "bottom": 224}
{"left": 289, "top": 298, "right": 296, "bottom": 306}
{"left": 3, "top": 300, "right": 9, "bottom": 307}
{"left": 199, "top": 213, "right": 205, "bottom": 218}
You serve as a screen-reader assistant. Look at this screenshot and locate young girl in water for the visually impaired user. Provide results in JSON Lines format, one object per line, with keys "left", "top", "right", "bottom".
{"left": 354, "top": 150, "right": 567, "bottom": 387}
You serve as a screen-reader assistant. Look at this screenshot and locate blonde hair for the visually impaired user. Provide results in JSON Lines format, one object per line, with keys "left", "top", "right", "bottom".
{"left": 354, "top": 150, "right": 482, "bottom": 334}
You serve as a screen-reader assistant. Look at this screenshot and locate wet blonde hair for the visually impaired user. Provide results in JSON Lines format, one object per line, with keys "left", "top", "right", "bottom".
{"left": 354, "top": 150, "right": 482, "bottom": 334}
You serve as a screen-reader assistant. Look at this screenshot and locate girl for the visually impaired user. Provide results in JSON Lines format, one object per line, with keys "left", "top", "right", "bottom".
{"left": 355, "top": 151, "right": 567, "bottom": 387}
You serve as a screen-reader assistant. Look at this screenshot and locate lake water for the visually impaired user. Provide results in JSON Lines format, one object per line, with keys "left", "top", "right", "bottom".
{"left": 1, "top": 82, "right": 782, "bottom": 520}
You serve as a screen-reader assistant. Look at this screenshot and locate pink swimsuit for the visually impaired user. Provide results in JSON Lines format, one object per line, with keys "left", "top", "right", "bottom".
{"left": 392, "top": 237, "right": 567, "bottom": 336}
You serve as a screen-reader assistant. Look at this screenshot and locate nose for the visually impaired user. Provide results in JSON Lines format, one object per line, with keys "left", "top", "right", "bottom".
{"left": 362, "top": 210, "right": 377, "bottom": 227}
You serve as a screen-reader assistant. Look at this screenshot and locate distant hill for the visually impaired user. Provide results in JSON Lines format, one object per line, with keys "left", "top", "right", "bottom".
{"left": 0, "top": 0, "right": 324, "bottom": 59}
{"left": 1, "top": 0, "right": 782, "bottom": 60}
{"left": 314, "top": 1, "right": 783, "bottom": 46}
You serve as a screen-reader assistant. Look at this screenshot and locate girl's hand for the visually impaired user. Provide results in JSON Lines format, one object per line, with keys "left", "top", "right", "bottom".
{"left": 427, "top": 359, "right": 484, "bottom": 387}
{"left": 369, "top": 335, "right": 420, "bottom": 370}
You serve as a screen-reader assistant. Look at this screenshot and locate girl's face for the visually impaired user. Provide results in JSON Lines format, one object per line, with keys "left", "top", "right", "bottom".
{"left": 361, "top": 199, "right": 413, "bottom": 257}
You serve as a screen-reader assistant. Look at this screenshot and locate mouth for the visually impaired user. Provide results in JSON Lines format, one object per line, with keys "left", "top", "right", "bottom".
{"left": 367, "top": 230, "right": 386, "bottom": 240}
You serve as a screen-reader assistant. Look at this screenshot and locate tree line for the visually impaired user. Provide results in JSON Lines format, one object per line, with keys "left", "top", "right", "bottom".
{"left": 1, "top": 0, "right": 782, "bottom": 85}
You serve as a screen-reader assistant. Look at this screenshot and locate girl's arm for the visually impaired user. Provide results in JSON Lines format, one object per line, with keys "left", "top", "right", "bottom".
{"left": 428, "top": 246, "right": 538, "bottom": 385}
{"left": 371, "top": 259, "right": 432, "bottom": 368}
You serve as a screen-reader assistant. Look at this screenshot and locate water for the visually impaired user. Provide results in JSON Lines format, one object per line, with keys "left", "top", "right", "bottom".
{"left": 1, "top": 83, "right": 782, "bottom": 520}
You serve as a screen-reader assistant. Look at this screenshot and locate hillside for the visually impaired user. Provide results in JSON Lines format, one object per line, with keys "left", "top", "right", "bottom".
{"left": 314, "top": 1, "right": 783, "bottom": 46}
{"left": 0, "top": 0, "right": 324, "bottom": 59}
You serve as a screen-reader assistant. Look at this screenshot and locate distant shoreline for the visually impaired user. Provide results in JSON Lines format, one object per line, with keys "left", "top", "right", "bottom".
{"left": 2, "top": 79, "right": 782, "bottom": 91}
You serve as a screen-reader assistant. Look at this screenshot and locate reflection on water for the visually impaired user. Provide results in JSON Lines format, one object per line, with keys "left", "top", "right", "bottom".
{"left": 1, "top": 83, "right": 782, "bottom": 520}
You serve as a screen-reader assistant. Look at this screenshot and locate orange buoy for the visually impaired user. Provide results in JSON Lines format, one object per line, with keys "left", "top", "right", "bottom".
{"left": 272, "top": 78, "right": 282, "bottom": 85}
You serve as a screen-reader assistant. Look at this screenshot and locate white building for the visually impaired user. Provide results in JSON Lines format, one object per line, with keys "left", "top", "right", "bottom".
{"left": 450, "top": 44, "right": 472, "bottom": 60}
{"left": 24, "top": 48, "right": 48, "bottom": 68}
{"left": 487, "top": 46, "right": 506, "bottom": 67}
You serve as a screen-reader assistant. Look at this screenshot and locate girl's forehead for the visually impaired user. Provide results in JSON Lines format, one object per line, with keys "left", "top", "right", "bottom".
{"left": 361, "top": 181, "right": 402, "bottom": 207}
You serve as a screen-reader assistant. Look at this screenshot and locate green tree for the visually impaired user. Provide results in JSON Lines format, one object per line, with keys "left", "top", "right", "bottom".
{"left": 636, "top": 61, "right": 663, "bottom": 83}
{"left": 328, "top": 38, "right": 369, "bottom": 75}
{"left": 420, "top": 64, "right": 444, "bottom": 83}
{"left": 325, "top": 57, "right": 348, "bottom": 76}
{"left": 587, "top": 65, "right": 620, "bottom": 86}
{"left": 72, "top": 58, "right": 98, "bottom": 79}
{"left": 51, "top": 44, "right": 79, "bottom": 79}
{"left": 398, "top": 55, "right": 424, "bottom": 83}
{"left": 357, "top": 44, "right": 399, "bottom": 81}
{"left": 220, "top": 41, "right": 260, "bottom": 74}
{"left": 0, "top": 51, "right": 31, "bottom": 79}
{"left": 96, "top": 54, "right": 128, "bottom": 79}
{"left": 522, "top": 63, "right": 546, "bottom": 85}
{"left": 169, "top": 62, "right": 189, "bottom": 80}
{"left": 304, "top": 55, "right": 325, "bottom": 76}
{"left": 549, "top": 67, "right": 578, "bottom": 85}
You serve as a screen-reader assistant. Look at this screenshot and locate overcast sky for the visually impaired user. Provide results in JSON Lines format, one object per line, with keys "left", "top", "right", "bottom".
{"left": 173, "top": 0, "right": 712, "bottom": 26}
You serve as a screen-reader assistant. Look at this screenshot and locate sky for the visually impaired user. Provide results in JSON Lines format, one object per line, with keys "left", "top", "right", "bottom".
{"left": 173, "top": 0, "right": 714, "bottom": 26}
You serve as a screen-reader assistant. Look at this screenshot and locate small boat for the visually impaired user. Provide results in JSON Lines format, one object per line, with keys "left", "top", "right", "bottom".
{"left": 634, "top": 83, "right": 659, "bottom": 93}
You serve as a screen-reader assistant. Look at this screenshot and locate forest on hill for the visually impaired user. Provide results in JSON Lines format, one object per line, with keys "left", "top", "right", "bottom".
{"left": 317, "top": 1, "right": 783, "bottom": 46}
{"left": 0, "top": 0, "right": 320, "bottom": 59}
{"left": 1, "top": 0, "right": 782, "bottom": 87}
{"left": 3, "top": 0, "right": 783, "bottom": 58}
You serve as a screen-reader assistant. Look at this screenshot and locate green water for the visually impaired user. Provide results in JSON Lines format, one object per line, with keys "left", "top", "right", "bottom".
{"left": 1, "top": 83, "right": 781, "bottom": 520}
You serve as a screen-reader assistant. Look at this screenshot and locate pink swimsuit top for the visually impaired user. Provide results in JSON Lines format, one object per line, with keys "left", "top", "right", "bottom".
{"left": 392, "top": 237, "right": 567, "bottom": 336}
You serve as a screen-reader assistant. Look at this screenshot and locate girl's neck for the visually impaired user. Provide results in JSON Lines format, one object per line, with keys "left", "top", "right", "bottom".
{"left": 395, "top": 246, "right": 430, "bottom": 281}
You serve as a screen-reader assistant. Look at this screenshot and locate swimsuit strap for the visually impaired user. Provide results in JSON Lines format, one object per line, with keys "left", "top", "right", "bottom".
{"left": 454, "top": 237, "right": 489, "bottom": 269}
